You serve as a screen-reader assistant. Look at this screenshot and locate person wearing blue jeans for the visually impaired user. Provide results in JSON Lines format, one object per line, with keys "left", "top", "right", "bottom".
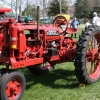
{"left": 70, "top": 17, "right": 79, "bottom": 38}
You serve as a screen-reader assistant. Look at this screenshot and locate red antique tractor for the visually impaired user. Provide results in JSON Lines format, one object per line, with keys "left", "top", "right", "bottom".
{"left": 0, "top": 7, "right": 100, "bottom": 100}
{"left": 0, "top": 8, "right": 12, "bottom": 52}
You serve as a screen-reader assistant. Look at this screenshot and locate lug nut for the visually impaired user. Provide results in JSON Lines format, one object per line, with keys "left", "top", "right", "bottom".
{"left": 17, "top": 83, "right": 20, "bottom": 86}
{"left": 14, "top": 92, "right": 17, "bottom": 96}
{"left": 12, "top": 79, "right": 16, "bottom": 82}
{"left": 8, "top": 94, "right": 10, "bottom": 97}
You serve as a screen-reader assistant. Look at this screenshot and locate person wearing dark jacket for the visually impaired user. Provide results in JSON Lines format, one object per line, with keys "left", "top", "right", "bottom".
{"left": 18, "top": 15, "right": 23, "bottom": 23}
{"left": 0, "top": 12, "right": 7, "bottom": 21}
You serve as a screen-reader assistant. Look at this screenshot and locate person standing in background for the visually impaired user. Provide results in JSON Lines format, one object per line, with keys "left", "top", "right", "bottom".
{"left": 70, "top": 17, "right": 79, "bottom": 38}
{"left": 85, "top": 18, "right": 91, "bottom": 29}
{"left": 92, "top": 12, "right": 100, "bottom": 26}
{"left": 18, "top": 15, "right": 23, "bottom": 23}
{"left": 0, "top": 12, "right": 7, "bottom": 21}
{"left": 92, "top": 12, "right": 100, "bottom": 46}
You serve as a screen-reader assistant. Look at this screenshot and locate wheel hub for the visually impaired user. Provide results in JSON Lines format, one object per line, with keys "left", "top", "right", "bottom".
{"left": 6, "top": 78, "right": 22, "bottom": 99}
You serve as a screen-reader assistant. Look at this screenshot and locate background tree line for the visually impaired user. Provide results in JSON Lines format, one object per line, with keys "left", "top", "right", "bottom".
{"left": 0, "top": 0, "right": 99, "bottom": 20}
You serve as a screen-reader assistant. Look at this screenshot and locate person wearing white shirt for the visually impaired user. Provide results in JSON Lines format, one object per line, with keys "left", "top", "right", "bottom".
{"left": 92, "top": 12, "right": 100, "bottom": 26}
{"left": 92, "top": 12, "right": 99, "bottom": 46}
{"left": 85, "top": 19, "right": 91, "bottom": 29}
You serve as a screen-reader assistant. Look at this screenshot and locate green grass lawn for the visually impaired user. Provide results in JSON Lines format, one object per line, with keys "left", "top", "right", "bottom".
{"left": 20, "top": 27, "right": 100, "bottom": 100}
{"left": 21, "top": 62, "right": 100, "bottom": 100}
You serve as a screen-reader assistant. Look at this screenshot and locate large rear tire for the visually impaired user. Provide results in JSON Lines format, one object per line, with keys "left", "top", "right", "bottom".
{"left": 74, "top": 25, "right": 100, "bottom": 84}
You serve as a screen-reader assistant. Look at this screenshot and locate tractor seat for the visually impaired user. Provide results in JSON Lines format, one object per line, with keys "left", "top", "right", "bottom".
{"left": 66, "top": 28, "right": 78, "bottom": 34}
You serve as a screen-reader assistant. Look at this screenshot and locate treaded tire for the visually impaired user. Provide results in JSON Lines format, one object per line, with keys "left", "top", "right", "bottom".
{"left": 0, "top": 68, "right": 6, "bottom": 78}
{"left": 74, "top": 25, "right": 100, "bottom": 84}
{"left": 0, "top": 71, "right": 26, "bottom": 100}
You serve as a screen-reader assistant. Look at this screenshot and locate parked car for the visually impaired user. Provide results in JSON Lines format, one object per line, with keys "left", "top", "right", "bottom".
{"left": 40, "top": 19, "right": 52, "bottom": 24}
{"left": 22, "top": 16, "right": 34, "bottom": 23}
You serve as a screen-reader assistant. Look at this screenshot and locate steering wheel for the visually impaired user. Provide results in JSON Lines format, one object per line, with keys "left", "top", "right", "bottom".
{"left": 53, "top": 15, "right": 69, "bottom": 34}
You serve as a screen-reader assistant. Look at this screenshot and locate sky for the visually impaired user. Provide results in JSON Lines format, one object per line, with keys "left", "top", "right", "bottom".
{"left": 0, "top": 0, "right": 11, "bottom": 8}
{"left": 0, "top": 0, "right": 76, "bottom": 7}
{"left": 0, "top": 0, "right": 76, "bottom": 14}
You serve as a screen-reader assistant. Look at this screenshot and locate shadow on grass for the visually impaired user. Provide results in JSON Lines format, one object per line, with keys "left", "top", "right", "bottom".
{"left": 19, "top": 67, "right": 79, "bottom": 90}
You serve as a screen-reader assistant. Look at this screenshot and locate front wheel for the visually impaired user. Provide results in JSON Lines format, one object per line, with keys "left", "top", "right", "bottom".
{"left": 0, "top": 71, "right": 26, "bottom": 100}
{"left": 74, "top": 25, "right": 100, "bottom": 84}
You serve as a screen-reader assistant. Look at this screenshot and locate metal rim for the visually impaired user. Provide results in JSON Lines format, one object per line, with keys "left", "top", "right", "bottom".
{"left": 5, "top": 77, "right": 22, "bottom": 99}
{"left": 86, "top": 33, "right": 100, "bottom": 79}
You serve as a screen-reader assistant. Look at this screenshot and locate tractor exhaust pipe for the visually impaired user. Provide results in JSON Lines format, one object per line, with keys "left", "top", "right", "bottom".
{"left": 37, "top": 6, "right": 40, "bottom": 40}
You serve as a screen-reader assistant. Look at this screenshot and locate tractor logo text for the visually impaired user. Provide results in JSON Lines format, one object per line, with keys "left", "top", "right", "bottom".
{"left": 47, "top": 31, "right": 58, "bottom": 36}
